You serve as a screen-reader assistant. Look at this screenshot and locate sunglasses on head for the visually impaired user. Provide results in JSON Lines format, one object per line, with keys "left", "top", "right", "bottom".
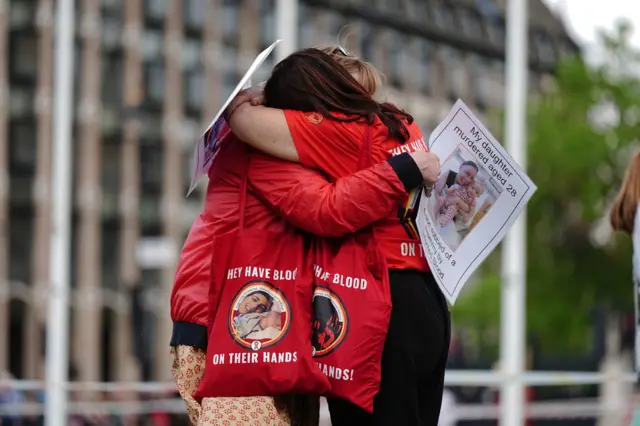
{"left": 334, "top": 46, "right": 351, "bottom": 57}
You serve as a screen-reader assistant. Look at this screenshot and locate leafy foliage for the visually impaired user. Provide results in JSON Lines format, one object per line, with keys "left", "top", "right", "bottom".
{"left": 452, "top": 21, "right": 640, "bottom": 354}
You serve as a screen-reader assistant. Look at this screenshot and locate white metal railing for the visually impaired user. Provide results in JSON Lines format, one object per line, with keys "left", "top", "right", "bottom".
{"left": 0, "top": 398, "right": 636, "bottom": 420}
{"left": 3, "top": 370, "right": 635, "bottom": 392}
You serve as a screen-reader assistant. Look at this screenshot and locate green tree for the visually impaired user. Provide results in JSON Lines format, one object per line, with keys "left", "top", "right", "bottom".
{"left": 452, "top": 21, "right": 640, "bottom": 354}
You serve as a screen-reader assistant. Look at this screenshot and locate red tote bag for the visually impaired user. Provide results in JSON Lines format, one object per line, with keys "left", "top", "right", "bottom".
{"left": 310, "top": 128, "right": 392, "bottom": 413}
{"left": 196, "top": 155, "right": 331, "bottom": 399}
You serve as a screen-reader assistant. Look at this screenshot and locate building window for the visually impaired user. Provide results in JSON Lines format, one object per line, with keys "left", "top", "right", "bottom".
{"left": 9, "top": 120, "right": 36, "bottom": 173}
{"left": 101, "top": 225, "right": 120, "bottom": 290}
{"left": 145, "top": 62, "right": 165, "bottom": 105}
{"left": 102, "top": 14, "right": 122, "bottom": 52}
{"left": 222, "top": 73, "right": 240, "bottom": 103}
{"left": 101, "top": 141, "right": 120, "bottom": 221}
{"left": 433, "top": 3, "right": 456, "bottom": 28}
{"left": 261, "top": 5, "right": 276, "bottom": 48}
{"left": 441, "top": 46, "right": 464, "bottom": 97}
{"left": 9, "top": 86, "right": 35, "bottom": 119}
{"left": 140, "top": 115, "right": 163, "bottom": 143}
{"left": 141, "top": 30, "right": 163, "bottom": 62}
{"left": 10, "top": 0, "right": 37, "bottom": 30}
{"left": 101, "top": 54, "right": 124, "bottom": 107}
{"left": 460, "top": 8, "right": 484, "bottom": 37}
{"left": 184, "top": 0, "right": 205, "bottom": 30}
{"left": 139, "top": 195, "right": 161, "bottom": 228}
{"left": 360, "top": 22, "right": 374, "bottom": 62}
{"left": 326, "top": 11, "right": 347, "bottom": 40}
{"left": 182, "top": 38, "right": 201, "bottom": 71}
{"left": 102, "top": 0, "right": 123, "bottom": 12}
{"left": 297, "top": 5, "right": 312, "bottom": 48}
{"left": 492, "top": 59, "right": 505, "bottom": 82}
{"left": 558, "top": 37, "right": 577, "bottom": 59}
{"left": 221, "top": 2, "right": 239, "bottom": 41}
{"left": 388, "top": 32, "right": 406, "bottom": 88}
{"left": 140, "top": 146, "right": 163, "bottom": 192}
{"left": 533, "top": 32, "right": 555, "bottom": 63}
{"left": 143, "top": 0, "right": 165, "bottom": 22}
{"left": 470, "top": 54, "right": 488, "bottom": 106}
{"left": 185, "top": 70, "right": 204, "bottom": 111}
{"left": 420, "top": 40, "right": 433, "bottom": 94}
{"left": 10, "top": 32, "right": 38, "bottom": 79}
{"left": 487, "top": 18, "right": 505, "bottom": 45}
{"left": 8, "top": 212, "right": 33, "bottom": 284}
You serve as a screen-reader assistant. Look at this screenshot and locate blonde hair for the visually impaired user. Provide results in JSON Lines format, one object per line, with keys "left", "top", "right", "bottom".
{"left": 314, "top": 44, "right": 383, "bottom": 96}
{"left": 610, "top": 150, "right": 640, "bottom": 234}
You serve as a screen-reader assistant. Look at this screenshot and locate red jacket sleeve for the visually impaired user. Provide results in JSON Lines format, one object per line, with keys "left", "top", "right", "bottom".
{"left": 248, "top": 151, "right": 410, "bottom": 237}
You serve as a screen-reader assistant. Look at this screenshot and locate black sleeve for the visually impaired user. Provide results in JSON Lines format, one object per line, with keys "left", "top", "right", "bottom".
{"left": 386, "top": 153, "right": 423, "bottom": 191}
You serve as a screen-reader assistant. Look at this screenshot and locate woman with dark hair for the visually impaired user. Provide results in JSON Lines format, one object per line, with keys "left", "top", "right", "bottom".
{"left": 227, "top": 47, "right": 450, "bottom": 426}
{"left": 170, "top": 47, "right": 441, "bottom": 425}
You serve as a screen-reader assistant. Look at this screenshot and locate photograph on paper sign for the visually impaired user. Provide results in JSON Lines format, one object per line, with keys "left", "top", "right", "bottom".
{"left": 427, "top": 144, "right": 502, "bottom": 251}
{"left": 202, "top": 118, "right": 232, "bottom": 165}
{"left": 229, "top": 281, "right": 290, "bottom": 351}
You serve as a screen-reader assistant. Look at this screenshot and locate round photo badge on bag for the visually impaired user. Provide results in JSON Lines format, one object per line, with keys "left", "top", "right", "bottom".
{"left": 311, "top": 287, "right": 349, "bottom": 358}
{"left": 229, "top": 281, "right": 291, "bottom": 352}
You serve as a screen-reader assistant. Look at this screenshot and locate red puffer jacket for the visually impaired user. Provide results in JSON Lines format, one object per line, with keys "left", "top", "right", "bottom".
{"left": 170, "top": 138, "right": 422, "bottom": 349}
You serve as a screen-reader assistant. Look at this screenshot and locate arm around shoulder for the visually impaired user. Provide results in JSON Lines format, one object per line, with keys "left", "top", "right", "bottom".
{"left": 228, "top": 104, "right": 300, "bottom": 162}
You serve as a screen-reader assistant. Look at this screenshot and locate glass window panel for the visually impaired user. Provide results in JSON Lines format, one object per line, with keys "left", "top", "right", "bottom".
{"left": 186, "top": 70, "right": 204, "bottom": 109}
{"left": 222, "top": 4, "right": 239, "bottom": 39}
{"left": 261, "top": 5, "right": 276, "bottom": 47}
{"left": 9, "top": 87, "right": 35, "bottom": 119}
{"left": 139, "top": 195, "right": 161, "bottom": 227}
{"left": 360, "top": 22, "right": 374, "bottom": 62}
{"left": 184, "top": 0, "right": 205, "bottom": 28}
{"left": 10, "top": 1, "right": 36, "bottom": 29}
{"left": 141, "top": 31, "right": 163, "bottom": 62}
{"left": 12, "top": 33, "right": 38, "bottom": 77}
{"left": 388, "top": 32, "right": 406, "bottom": 87}
{"left": 100, "top": 142, "right": 120, "bottom": 220}
{"left": 140, "top": 116, "right": 163, "bottom": 143}
{"left": 182, "top": 38, "right": 201, "bottom": 71}
{"left": 487, "top": 18, "right": 505, "bottom": 45}
{"left": 10, "top": 122, "right": 36, "bottom": 169}
{"left": 144, "top": 0, "right": 165, "bottom": 20}
{"left": 146, "top": 63, "right": 165, "bottom": 103}
{"left": 433, "top": 4, "right": 456, "bottom": 28}
{"left": 461, "top": 9, "right": 483, "bottom": 37}
{"left": 220, "top": 43, "right": 238, "bottom": 74}
{"left": 102, "top": 15, "right": 122, "bottom": 50}
{"left": 297, "top": 6, "right": 312, "bottom": 48}
{"left": 8, "top": 212, "right": 33, "bottom": 283}
{"left": 101, "top": 55, "right": 123, "bottom": 106}
{"left": 140, "top": 146, "right": 163, "bottom": 189}
{"left": 421, "top": 40, "right": 433, "bottom": 94}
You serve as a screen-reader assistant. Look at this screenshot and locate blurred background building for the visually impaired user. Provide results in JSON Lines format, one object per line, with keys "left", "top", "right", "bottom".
{"left": 1, "top": 0, "right": 579, "bottom": 384}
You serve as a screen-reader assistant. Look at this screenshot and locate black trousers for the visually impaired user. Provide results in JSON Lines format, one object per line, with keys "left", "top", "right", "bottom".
{"left": 328, "top": 269, "right": 451, "bottom": 426}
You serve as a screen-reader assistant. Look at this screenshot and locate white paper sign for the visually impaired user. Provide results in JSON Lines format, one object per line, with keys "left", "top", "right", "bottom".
{"left": 186, "top": 39, "right": 281, "bottom": 196}
{"left": 416, "top": 100, "right": 537, "bottom": 305}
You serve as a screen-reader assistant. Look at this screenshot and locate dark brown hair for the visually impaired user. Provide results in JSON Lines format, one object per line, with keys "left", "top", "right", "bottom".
{"left": 610, "top": 150, "right": 640, "bottom": 234}
{"left": 263, "top": 48, "right": 414, "bottom": 144}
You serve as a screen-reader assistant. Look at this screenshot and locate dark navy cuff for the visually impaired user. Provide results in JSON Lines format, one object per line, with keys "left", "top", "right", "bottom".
{"left": 170, "top": 322, "right": 208, "bottom": 350}
{"left": 387, "top": 153, "right": 423, "bottom": 191}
